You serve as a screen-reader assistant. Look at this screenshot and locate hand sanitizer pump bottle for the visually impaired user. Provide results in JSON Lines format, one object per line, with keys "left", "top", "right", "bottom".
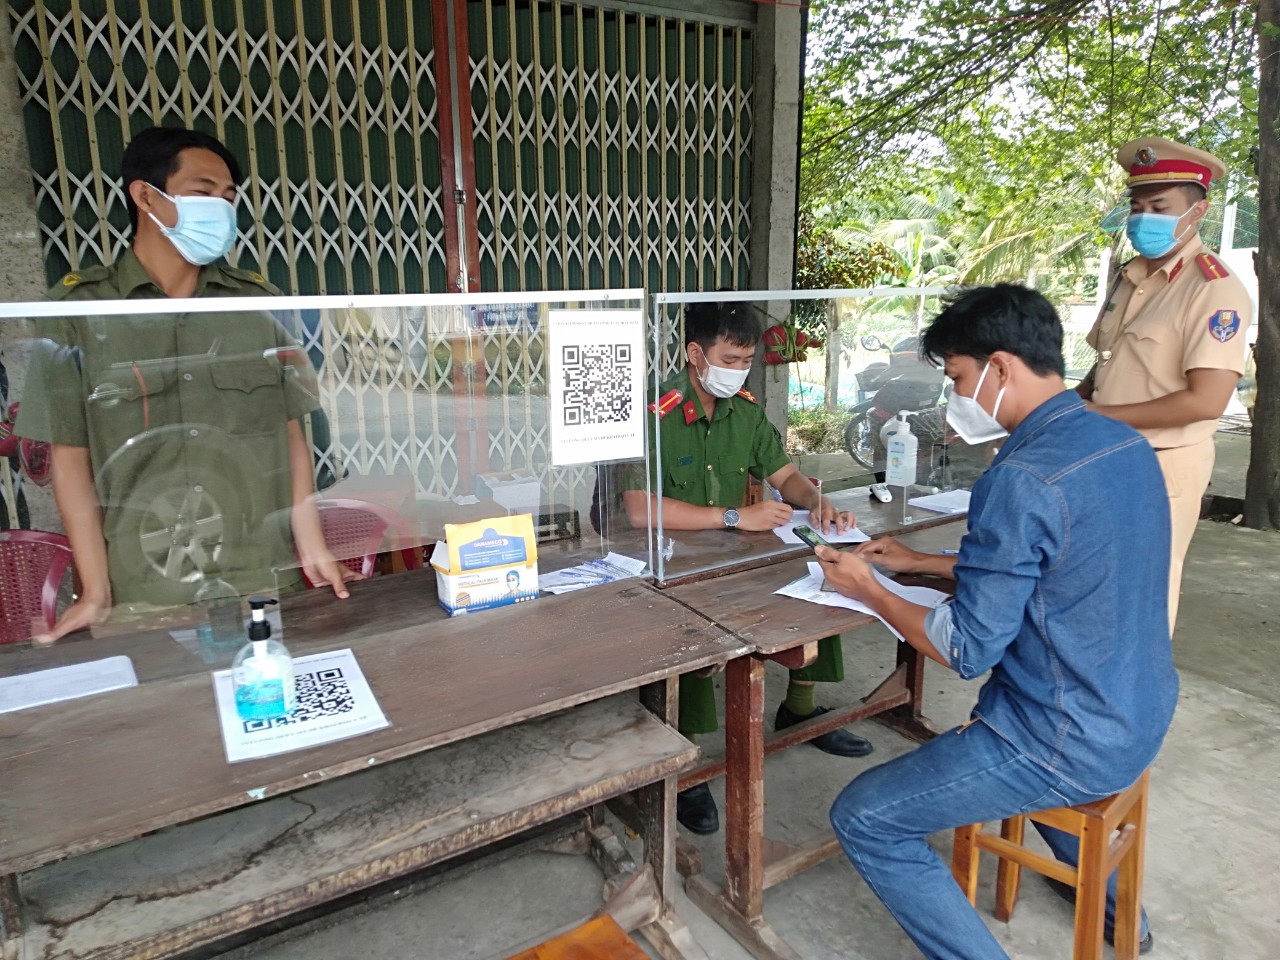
{"left": 884, "top": 412, "right": 919, "bottom": 524}
{"left": 232, "top": 597, "right": 295, "bottom": 721}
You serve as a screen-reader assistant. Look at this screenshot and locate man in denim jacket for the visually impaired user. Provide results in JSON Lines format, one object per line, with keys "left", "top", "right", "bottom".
{"left": 819, "top": 284, "right": 1177, "bottom": 959}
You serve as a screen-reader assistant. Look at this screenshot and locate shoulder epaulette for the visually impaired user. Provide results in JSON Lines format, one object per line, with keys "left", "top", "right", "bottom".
{"left": 648, "top": 389, "right": 682, "bottom": 419}
{"left": 735, "top": 388, "right": 757, "bottom": 404}
{"left": 45, "top": 265, "right": 110, "bottom": 300}
{"left": 222, "top": 265, "right": 283, "bottom": 294}
{"left": 1196, "top": 253, "right": 1229, "bottom": 281}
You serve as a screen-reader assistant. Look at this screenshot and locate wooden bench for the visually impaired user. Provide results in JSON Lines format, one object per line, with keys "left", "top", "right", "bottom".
{"left": 6, "top": 697, "right": 695, "bottom": 960}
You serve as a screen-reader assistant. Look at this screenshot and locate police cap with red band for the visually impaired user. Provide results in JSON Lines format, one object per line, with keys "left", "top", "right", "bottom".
{"left": 1117, "top": 136, "right": 1226, "bottom": 191}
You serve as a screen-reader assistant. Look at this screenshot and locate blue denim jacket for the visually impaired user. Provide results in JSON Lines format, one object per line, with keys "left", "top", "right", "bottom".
{"left": 926, "top": 391, "right": 1178, "bottom": 793}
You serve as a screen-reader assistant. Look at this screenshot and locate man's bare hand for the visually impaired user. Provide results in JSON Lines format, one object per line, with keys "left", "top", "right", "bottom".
{"left": 851, "top": 537, "right": 924, "bottom": 574}
{"left": 32, "top": 594, "right": 112, "bottom": 645}
{"left": 302, "top": 550, "right": 364, "bottom": 598}
{"left": 814, "top": 545, "right": 884, "bottom": 603}
{"left": 812, "top": 496, "right": 856, "bottom": 535}
{"left": 737, "top": 500, "right": 794, "bottom": 531}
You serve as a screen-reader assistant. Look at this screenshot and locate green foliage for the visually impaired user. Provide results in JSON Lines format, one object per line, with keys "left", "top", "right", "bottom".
{"left": 793, "top": 212, "right": 903, "bottom": 335}
{"left": 802, "top": 0, "right": 1260, "bottom": 281}
{"left": 786, "top": 407, "right": 853, "bottom": 455}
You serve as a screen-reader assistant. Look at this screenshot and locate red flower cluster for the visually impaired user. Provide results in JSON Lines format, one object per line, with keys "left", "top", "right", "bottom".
{"left": 763, "top": 324, "right": 823, "bottom": 365}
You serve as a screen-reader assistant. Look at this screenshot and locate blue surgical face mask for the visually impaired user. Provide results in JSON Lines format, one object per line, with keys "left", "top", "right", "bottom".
{"left": 1125, "top": 208, "right": 1194, "bottom": 260}
{"left": 148, "top": 187, "right": 238, "bottom": 265}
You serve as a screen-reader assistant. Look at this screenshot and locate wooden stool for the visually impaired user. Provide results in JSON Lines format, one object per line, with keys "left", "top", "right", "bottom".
{"left": 507, "top": 914, "right": 650, "bottom": 960}
{"left": 951, "top": 770, "right": 1150, "bottom": 960}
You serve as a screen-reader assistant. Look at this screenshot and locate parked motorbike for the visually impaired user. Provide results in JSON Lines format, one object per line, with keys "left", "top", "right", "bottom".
{"left": 845, "top": 336, "right": 952, "bottom": 483}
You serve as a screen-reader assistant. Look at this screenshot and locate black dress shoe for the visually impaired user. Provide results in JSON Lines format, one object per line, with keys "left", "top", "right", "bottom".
{"left": 1044, "top": 877, "right": 1154, "bottom": 954}
{"left": 676, "top": 783, "right": 719, "bottom": 835}
{"left": 775, "top": 703, "right": 875, "bottom": 758}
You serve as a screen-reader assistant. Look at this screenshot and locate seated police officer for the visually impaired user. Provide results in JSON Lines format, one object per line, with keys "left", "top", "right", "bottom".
{"left": 623, "top": 301, "right": 873, "bottom": 835}
{"left": 16, "top": 127, "right": 356, "bottom": 643}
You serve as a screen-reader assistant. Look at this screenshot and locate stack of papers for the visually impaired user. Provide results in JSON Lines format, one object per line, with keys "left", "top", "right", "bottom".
{"left": 0, "top": 656, "right": 138, "bottom": 714}
{"left": 537, "top": 552, "right": 648, "bottom": 595}
{"left": 775, "top": 563, "right": 949, "bottom": 643}
{"left": 907, "top": 489, "right": 971, "bottom": 515}
{"left": 772, "top": 510, "right": 870, "bottom": 545}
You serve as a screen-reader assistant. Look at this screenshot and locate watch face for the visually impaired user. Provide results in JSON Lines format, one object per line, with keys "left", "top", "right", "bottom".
{"left": 723, "top": 508, "right": 740, "bottom": 528}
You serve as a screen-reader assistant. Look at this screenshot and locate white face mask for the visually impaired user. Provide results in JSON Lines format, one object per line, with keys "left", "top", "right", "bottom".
{"left": 692, "top": 348, "right": 750, "bottom": 399}
{"left": 148, "top": 187, "right": 238, "bottom": 265}
{"left": 946, "top": 361, "right": 1008, "bottom": 444}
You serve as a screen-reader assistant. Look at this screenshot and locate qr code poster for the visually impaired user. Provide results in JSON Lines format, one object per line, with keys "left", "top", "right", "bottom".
{"left": 547, "top": 309, "right": 645, "bottom": 467}
{"left": 211, "top": 648, "right": 389, "bottom": 763}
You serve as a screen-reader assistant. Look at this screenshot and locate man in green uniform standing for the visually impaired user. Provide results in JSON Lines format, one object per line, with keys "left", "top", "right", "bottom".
{"left": 623, "top": 301, "right": 871, "bottom": 835}
{"left": 16, "top": 126, "right": 356, "bottom": 643}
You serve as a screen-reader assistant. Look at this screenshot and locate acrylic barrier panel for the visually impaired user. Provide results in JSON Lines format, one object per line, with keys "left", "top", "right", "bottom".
{"left": 0, "top": 291, "right": 649, "bottom": 689}
{"left": 646, "top": 289, "right": 993, "bottom": 584}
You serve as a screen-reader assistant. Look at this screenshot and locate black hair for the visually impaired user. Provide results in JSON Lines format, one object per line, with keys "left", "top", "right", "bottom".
{"left": 920, "top": 284, "right": 1065, "bottom": 377}
{"left": 683, "top": 300, "right": 761, "bottom": 352}
{"left": 121, "top": 127, "right": 243, "bottom": 233}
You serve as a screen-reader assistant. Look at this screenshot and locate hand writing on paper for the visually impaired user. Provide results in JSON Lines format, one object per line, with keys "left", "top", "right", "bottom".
{"left": 737, "top": 500, "right": 794, "bottom": 531}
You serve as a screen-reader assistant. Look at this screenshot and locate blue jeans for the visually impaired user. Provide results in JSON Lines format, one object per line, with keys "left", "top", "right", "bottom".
{"left": 829, "top": 720, "right": 1147, "bottom": 960}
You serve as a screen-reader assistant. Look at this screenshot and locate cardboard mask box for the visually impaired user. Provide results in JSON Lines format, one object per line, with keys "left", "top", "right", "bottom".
{"left": 430, "top": 513, "right": 539, "bottom": 617}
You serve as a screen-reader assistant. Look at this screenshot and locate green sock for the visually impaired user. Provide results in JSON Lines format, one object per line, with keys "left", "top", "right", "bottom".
{"left": 784, "top": 680, "right": 817, "bottom": 717}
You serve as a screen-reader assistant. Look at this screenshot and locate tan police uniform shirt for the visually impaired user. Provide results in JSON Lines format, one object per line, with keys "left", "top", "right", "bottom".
{"left": 1087, "top": 234, "right": 1253, "bottom": 449}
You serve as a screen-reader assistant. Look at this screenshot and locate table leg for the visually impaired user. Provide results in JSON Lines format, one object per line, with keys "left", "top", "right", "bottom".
{"left": 685, "top": 654, "right": 802, "bottom": 960}
{"left": 636, "top": 677, "right": 711, "bottom": 960}
{"left": 1, "top": 873, "right": 21, "bottom": 960}
{"left": 873, "top": 637, "right": 943, "bottom": 743}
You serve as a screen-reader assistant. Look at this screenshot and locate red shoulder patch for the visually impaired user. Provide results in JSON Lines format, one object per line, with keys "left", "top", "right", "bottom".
{"left": 1196, "top": 253, "right": 1228, "bottom": 281}
{"left": 735, "top": 388, "right": 757, "bottom": 404}
{"left": 647, "top": 389, "right": 683, "bottom": 419}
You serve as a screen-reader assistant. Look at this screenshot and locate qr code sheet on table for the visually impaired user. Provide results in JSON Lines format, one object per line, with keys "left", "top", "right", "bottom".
{"left": 560, "top": 343, "right": 633, "bottom": 426}
{"left": 241, "top": 667, "right": 355, "bottom": 733}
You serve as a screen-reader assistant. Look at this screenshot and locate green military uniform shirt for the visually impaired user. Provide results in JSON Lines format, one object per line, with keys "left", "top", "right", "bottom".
{"left": 638, "top": 367, "right": 792, "bottom": 508}
{"left": 15, "top": 250, "right": 318, "bottom": 608}
{"left": 636, "top": 366, "right": 843, "bottom": 735}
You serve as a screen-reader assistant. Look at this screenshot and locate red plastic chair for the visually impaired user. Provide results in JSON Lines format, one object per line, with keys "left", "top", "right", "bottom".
{"left": 302, "top": 498, "right": 422, "bottom": 588}
{"left": 0, "top": 530, "right": 74, "bottom": 644}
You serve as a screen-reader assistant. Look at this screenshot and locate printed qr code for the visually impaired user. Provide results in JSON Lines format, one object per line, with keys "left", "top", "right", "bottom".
{"left": 560, "top": 343, "right": 633, "bottom": 426}
{"left": 241, "top": 667, "right": 355, "bottom": 733}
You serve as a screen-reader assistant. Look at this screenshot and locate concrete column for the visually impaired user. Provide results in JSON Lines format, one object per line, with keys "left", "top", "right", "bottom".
{"left": 0, "top": 13, "right": 59, "bottom": 529}
{"left": 745, "top": 4, "right": 804, "bottom": 434}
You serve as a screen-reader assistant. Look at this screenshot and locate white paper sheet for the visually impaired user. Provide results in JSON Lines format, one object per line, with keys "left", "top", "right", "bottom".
{"left": 547, "top": 308, "right": 645, "bottom": 466}
{"left": 774, "top": 564, "right": 949, "bottom": 643}
{"left": 0, "top": 656, "right": 138, "bottom": 714}
{"left": 772, "top": 509, "right": 871, "bottom": 546}
{"left": 538, "top": 552, "right": 648, "bottom": 594}
{"left": 212, "top": 648, "right": 389, "bottom": 763}
{"left": 907, "top": 489, "right": 971, "bottom": 515}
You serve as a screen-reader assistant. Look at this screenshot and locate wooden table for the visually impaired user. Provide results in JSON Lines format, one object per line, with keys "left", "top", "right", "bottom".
{"left": 653, "top": 487, "right": 965, "bottom": 587}
{"left": 0, "top": 570, "right": 749, "bottom": 960}
{"left": 665, "top": 516, "right": 966, "bottom": 960}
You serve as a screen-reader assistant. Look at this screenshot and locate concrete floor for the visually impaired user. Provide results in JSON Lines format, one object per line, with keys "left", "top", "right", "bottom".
{"left": 209, "top": 431, "right": 1280, "bottom": 960}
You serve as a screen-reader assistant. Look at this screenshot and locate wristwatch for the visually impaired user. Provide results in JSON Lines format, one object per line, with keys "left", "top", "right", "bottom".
{"left": 722, "top": 508, "right": 740, "bottom": 529}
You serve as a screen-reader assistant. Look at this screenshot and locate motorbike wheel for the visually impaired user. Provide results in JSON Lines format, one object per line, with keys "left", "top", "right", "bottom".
{"left": 844, "top": 412, "right": 878, "bottom": 470}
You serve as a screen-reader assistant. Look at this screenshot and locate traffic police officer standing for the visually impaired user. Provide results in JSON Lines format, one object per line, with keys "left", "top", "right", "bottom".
{"left": 1079, "top": 136, "right": 1253, "bottom": 628}
{"left": 623, "top": 301, "right": 871, "bottom": 835}
{"left": 16, "top": 127, "right": 356, "bottom": 644}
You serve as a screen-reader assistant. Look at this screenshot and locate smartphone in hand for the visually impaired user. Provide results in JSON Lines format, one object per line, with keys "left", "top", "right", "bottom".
{"left": 793, "top": 524, "right": 830, "bottom": 550}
